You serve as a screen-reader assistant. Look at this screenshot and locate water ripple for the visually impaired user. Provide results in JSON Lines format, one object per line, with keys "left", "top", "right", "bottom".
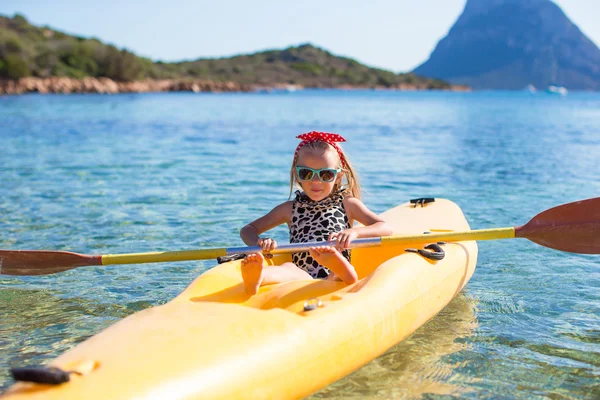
{"left": 1, "top": 91, "right": 599, "bottom": 398}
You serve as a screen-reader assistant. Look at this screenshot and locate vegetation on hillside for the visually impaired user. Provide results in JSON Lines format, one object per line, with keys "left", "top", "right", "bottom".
{"left": 0, "top": 14, "right": 452, "bottom": 89}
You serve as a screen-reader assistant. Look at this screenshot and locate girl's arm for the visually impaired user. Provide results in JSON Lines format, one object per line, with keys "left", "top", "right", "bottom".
{"left": 330, "top": 197, "right": 394, "bottom": 250}
{"left": 240, "top": 201, "right": 293, "bottom": 249}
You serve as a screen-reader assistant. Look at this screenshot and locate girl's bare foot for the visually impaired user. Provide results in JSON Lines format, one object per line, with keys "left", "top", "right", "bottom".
{"left": 309, "top": 246, "right": 358, "bottom": 284}
{"left": 241, "top": 253, "right": 265, "bottom": 295}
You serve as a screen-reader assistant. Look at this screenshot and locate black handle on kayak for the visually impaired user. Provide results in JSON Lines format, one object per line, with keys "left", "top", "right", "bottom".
{"left": 10, "top": 366, "right": 77, "bottom": 385}
{"left": 405, "top": 243, "right": 446, "bottom": 261}
{"left": 410, "top": 197, "right": 435, "bottom": 208}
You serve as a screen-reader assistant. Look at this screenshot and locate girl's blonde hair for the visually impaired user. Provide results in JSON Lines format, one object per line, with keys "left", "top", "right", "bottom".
{"left": 289, "top": 140, "right": 361, "bottom": 200}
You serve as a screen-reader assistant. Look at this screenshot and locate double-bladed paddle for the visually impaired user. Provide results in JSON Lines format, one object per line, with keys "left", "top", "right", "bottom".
{"left": 1, "top": 197, "right": 599, "bottom": 276}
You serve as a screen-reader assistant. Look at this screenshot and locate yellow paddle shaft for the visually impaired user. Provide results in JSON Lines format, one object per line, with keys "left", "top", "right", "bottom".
{"left": 101, "top": 249, "right": 227, "bottom": 265}
{"left": 100, "top": 227, "right": 515, "bottom": 266}
{"left": 382, "top": 227, "right": 516, "bottom": 245}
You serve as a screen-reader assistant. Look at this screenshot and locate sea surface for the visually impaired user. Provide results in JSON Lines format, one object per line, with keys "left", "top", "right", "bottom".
{"left": 1, "top": 90, "right": 599, "bottom": 399}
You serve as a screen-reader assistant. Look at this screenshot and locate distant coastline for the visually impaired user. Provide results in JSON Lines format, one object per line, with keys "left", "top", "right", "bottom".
{"left": 1, "top": 14, "right": 469, "bottom": 95}
{"left": 0, "top": 77, "right": 471, "bottom": 95}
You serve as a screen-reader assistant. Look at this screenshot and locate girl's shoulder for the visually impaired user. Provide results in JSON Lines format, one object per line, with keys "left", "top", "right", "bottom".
{"left": 263, "top": 200, "right": 294, "bottom": 224}
{"left": 273, "top": 200, "right": 294, "bottom": 214}
{"left": 341, "top": 194, "right": 364, "bottom": 207}
{"left": 342, "top": 195, "right": 370, "bottom": 220}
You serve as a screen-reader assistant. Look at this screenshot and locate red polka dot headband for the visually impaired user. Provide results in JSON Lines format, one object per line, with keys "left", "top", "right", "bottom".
{"left": 294, "top": 131, "right": 347, "bottom": 167}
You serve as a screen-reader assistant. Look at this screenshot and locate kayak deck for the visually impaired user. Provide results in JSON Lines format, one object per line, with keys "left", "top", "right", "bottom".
{"left": 2, "top": 198, "right": 477, "bottom": 400}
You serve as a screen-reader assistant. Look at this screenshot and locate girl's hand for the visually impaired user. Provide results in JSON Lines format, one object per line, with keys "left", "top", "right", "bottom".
{"left": 329, "top": 229, "right": 358, "bottom": 251}
{"left": 257, "top": 237, "right": 277, "bottom": 252}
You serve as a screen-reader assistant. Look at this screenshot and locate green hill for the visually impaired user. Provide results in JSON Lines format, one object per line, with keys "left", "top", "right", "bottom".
{"left": 0, "top": 13, "right": 456, "bottom": 89}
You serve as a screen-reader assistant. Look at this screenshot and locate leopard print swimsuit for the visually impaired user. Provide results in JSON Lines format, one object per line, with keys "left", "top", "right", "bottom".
{"left": 289, "top": 190, "right": 351, "bottom": 278}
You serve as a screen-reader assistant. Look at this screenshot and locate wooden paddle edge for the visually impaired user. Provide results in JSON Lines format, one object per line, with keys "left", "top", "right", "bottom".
{"left": 0, "top": 250, "right": 102, "bottom": 276}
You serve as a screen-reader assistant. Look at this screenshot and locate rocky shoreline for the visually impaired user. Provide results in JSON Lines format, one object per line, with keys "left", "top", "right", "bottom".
{"left": 0, "top": 77, "right": 469, "bottom": 95}
{"left": 0, "top": 77, "right": 253, "bottom": 95}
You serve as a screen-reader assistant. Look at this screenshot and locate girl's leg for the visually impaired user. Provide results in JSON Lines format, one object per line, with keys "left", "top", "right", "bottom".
{"left": 309, "top": 246, "right": 358, "bottom": 284}
{"left": 262, "top": 262, "right": 312, "bottom": 285}
{"left": 241, "top": 254, "right": 312, "bottom": 295}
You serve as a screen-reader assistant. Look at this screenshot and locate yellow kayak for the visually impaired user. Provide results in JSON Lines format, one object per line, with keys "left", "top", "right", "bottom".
{"left": 2, "top": 198, "right": 478, "bottom": 400}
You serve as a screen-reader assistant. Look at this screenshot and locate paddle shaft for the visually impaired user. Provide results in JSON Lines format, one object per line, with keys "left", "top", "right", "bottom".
{"left": 3, "top": 196, "right": 598, "bottom": 276}
{"left": 99, "top": 227, "right": 516, "bottom": 265}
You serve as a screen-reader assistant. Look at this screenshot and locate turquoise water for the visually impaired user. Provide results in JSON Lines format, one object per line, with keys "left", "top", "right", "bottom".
{"left": 1, "top": 90, "right": 599, "bottom": 398}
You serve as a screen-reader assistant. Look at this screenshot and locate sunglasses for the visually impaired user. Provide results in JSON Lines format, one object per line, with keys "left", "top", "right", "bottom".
{"left": 295, "top": 166, "right": 341, "bottom": 182}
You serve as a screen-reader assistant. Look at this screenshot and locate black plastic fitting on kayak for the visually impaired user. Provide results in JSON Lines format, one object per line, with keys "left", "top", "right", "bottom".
{"left": 410, "top": 198, "right": 435, "bottom": 208}
{"left": 216, "top": 253, "right": 247, "bottom": 264}
{"left": 405, "top": 243, "right": 445, "bottom": 261}
{"left": 10, "top": 366, "right": 77, "bottom": 385}
{"left": 217, "top": 253, "right": 273, "bottom": 264}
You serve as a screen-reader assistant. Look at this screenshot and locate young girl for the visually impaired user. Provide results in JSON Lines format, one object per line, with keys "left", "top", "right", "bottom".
{"left": 240, "top": 131, "right": 394, "bottom": 295}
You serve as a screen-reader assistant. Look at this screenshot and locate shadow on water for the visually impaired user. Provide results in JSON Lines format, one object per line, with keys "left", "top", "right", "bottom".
{"left": 309, "top": 294, "right": 479, "bottom": 399}
{"left": 0, "top": 288, "right": 153, "bottom": 391}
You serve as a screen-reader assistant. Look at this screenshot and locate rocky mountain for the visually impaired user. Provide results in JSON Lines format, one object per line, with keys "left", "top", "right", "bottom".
{"left": 414, "top": 0, "right": 600, "bottom": 90}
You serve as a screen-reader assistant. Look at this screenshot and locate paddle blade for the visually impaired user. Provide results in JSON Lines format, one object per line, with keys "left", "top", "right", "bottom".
{"left": 516, "top": 197, "right": 600, "bottom": 254}
{"left": 0, "top": 250, "right": 102, "bottom": 276}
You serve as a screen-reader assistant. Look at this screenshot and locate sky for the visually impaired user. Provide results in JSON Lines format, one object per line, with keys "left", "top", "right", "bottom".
{"left": 1, "top": 0, "right": 599, "bottom": 73}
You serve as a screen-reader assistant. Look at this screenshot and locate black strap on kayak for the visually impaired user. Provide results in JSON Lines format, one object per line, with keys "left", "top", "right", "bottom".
{"left": 216, "top": 253, "right": 247, "bottom": 264}
{"left": 405, "top": 242, "right": 446, "bottom": 261}
{"left": 10, "top": 366, "right": 80, "bottom": 385}
{"left": 410, "top": 197, "right": 435, "bottom": 208}
{"left": 217, "top": 253, "right": 274, "bottom": 264}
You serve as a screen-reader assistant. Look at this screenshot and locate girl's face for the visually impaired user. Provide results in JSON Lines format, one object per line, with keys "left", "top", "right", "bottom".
{"left": 295, "top": 147, "right": 343, "bottom": 202}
